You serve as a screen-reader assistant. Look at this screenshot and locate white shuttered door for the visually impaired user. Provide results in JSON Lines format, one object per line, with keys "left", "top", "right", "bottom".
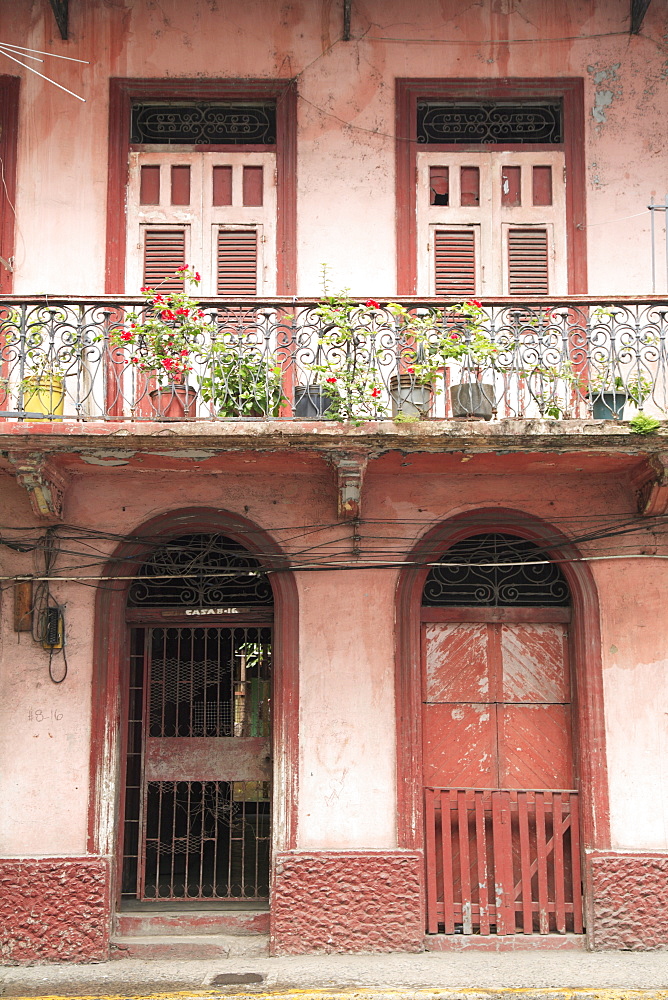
{"left": 126, "top": 151, "right": 277, "bottom": 295}
{"left": 417, "top": 151, "right": 566, "bottom": 296}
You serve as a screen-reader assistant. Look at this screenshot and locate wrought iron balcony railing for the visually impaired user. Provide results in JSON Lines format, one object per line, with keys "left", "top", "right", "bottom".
{"left": 0, "top": 296, "right": 666, "bottom": 423}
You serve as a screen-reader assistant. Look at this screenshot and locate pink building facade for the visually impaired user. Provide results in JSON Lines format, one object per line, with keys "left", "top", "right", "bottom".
{"left": 0, "top": 0, "right": 667, "bottom": 962}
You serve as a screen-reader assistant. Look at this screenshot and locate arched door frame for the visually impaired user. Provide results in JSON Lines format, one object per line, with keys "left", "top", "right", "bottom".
{"left": 88, "top": 507, "right": 299, "bottom": 880}
{"left": 395, "top": 507, "right": 610, "bottom": 861}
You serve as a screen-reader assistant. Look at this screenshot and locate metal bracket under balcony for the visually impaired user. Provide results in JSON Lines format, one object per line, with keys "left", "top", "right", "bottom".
{"left": 49, "top": 0, "right": 69, "bottom": 40}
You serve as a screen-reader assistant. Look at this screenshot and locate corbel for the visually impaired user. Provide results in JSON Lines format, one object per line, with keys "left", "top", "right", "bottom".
{"left": 7, "top": 451, "right": 68, "bottom": 522}
{"left": 635, "top": 453, "right": 668, "bottom": 516}
{"left": 329, "top": 452, "right": 367, "bottom": 520}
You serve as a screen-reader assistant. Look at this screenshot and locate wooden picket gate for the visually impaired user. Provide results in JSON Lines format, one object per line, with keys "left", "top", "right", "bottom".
{"left": 424, "top": 787, "right": 583, "bottom": 935}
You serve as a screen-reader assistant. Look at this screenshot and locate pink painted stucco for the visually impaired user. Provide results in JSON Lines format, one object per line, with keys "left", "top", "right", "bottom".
{"left": 0, "top": 449, "right": 665, "bottom": 860}
{"left": 0, "top": 0, "right": 665, "bottom": 296}
{"left": 0, "top": 0, "right": 667, "bottom": 958}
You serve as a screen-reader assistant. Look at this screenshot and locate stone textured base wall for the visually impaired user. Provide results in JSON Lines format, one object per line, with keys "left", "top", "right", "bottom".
{"left": 270, "top": 850, "right": 423, "bottom": 954}
{"left": 586, "top": 851, "right": 668, "bottom": 950}
{"left": 0, "top": 857, "right": 110, "bottom": 964}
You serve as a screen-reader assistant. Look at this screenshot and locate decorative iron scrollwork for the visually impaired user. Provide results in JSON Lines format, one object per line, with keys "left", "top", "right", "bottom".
{"left": 131, "top": 103, "right": 277, "bottom": 145}
{"left": 128, "top": 533, "right": 273, "bottom": 607}
{"left": 422, "top": 533, "right": 570, "bottom": 606}
{"left": 417, "top": 102, "right": 563, "bottom": 145}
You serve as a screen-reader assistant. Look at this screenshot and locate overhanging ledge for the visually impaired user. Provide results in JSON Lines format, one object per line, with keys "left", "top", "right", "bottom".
{"left": 0, "top": 417, "right": 664, "bottom": 459}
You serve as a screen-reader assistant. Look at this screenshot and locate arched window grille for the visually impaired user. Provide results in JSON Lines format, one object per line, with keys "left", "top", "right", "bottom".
{"left": 127, "top": 532, "right": 273, "bottom": 607}
{"left": 422, "top": 532, "right": 570, "bottom": 607}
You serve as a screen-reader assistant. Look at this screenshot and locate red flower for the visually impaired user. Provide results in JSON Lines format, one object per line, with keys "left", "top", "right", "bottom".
{"left": 450, "top": 333, "right": 459, "bottom": 340}
{"left": 161, "top": 309, "right": 175, "bottom": 321}
{"left": 466, "top": 299, "right": 482, "bottom": 308}
{"left": 197, "top": 311, "right": 205, "bottom": 318}
{"left": 176, "top": 307, "right": 190, "bottom": 316}
{"left": 180, "top": 349, "right": 189, "bottom": 356}
{"left": 121, "top": 331, "right": 133, "bottom": 342}
{"left": 365, "top": 299, "right": 380, "bottom": 309}
{"left": 326, "top": 377, "right": 337, "bottom": 384}
{"left": 194, "top": 272, "right": 201, "bottom": 282}
{"left": 406, "top": 366, "right": 415, "bottom": 374}
{"left": 177, "top": 265, "right": 188, "bottom": 272}
{"left": 371, "top": 387, "right": 381, "bottom": 398}
{"left": 154, "top": 294, "right": 164, "bottom": 304}
{"left": 140, "top": 286, "right": 148, "bottom": 294}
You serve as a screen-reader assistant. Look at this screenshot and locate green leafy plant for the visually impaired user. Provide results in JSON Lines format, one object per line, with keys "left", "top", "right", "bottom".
{"left": 629, "top": 413, "right": 661, "bottom": 434}
{"left": 386, "top": 298, "right": 499, "bottom": 385}
{"left": 199, "top": 342, "right": 285, "bottom": 417}
{"left": 304, "top": 270, "right": 388, "bottom": 422}
{"left": 16, "top": 314, "right": 74, "bottom": 393}
{"left": 588, "top": 372, "right": 652, "bottom": 407}
{"left": 518, "top": 360, "right": 580, "bottom": 418}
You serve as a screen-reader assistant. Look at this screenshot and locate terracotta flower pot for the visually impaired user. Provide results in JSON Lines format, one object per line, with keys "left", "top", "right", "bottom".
{"left": 149, "top": 384, "right": 197, "bottom": 420}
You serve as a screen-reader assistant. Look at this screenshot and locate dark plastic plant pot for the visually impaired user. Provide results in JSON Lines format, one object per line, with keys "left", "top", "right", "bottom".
{"left": 450, "top": 382, "right": 495, "bottom": 420}
{"left": 294, "top": 384, "right": 336, "bottom": 418}
{"left": 390, "top": 374, "right": 432, "bottom": 419}
{"left": 589, "top": 391, "right": 627, "bottom": 419}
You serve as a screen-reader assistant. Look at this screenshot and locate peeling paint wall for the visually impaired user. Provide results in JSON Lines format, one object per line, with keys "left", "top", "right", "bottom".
{"left": 0, "top": 454, "right": 666, "bottom": 856}
{"left": 0, "top": 0, "right": 666, "bottom": 295}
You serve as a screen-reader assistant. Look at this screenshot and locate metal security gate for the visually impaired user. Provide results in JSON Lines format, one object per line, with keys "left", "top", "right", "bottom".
{"left": 123, "top": 625, "right": 271, "bottom": 901}
{"left": 119, "top": 532, "right": 275, "bottom": 904}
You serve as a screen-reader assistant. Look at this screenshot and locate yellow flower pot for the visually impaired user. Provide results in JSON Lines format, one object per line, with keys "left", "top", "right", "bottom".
{"left": 22, "top": 376, "right": 65, "bottom": 419}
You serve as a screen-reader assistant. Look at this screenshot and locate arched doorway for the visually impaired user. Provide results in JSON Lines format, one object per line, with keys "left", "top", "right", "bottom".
{"left": 395, "top": 510, "right": 610, "bottom": 944}
{"left": 88, "top": 507, "right": 299, "bottom": 925}
{"left": 120, "top": 532, "right": 275, "bottom": 902}
{"left": 421, "top": 532, "right": 583, "bottom": 936}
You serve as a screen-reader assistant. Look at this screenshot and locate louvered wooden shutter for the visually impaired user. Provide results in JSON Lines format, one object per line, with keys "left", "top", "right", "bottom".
{"left": 434, "top": 230, "right": 476, "bottom": 296}
{"left": 143, "top": 229, "right": 186, "bottom": 290}
{"left": 508, "top": 228, "right": 549, "bottom": 295}
{"left": 217, "top": 230, "right": 258, "bottom": 295}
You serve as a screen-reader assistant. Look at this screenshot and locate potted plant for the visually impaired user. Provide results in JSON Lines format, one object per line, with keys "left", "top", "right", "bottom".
{"left": 389, "top": 299, "right": 499, "bottom": 420}
{"left": 19, "top": 323, "right": 73, "bottom": 420}
{"left": 586, "top": 372, "right": 651, "bottom": 419}
{"left": 385, "top": 302, "right": 441, "bottom": 419}
{"left": 112, "top": 266, "right": 213, "bottom": 419}
{"left": 199, "top": 340, "right": 285, "bottom": 418}
{"left": 302, "top": 288, "right": 388, "bottom": 423}
{"left": 443, "top": 300, "right": 500, "bottom": 419}
{"left": 518, "top": 360, "right": 580, "bottom": 419}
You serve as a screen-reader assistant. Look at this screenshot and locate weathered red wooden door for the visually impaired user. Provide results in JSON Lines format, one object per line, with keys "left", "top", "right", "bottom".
{"left": 423, "top": 616, "right": 573, "bottom": 791}
{"left": 421, "top": 534, "right": 583, "bottom": 936}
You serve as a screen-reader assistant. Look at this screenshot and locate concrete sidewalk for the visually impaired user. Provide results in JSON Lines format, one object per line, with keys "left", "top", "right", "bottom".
{"left": 2, "top": 952, "right": 668, "bottom": 999}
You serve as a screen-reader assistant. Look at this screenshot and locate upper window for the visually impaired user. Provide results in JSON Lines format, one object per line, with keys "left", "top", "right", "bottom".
{"left": 417, "top": 101, "right": 563, "bottom": 145}
{"left": 131, "top": 102, "right": 277, "bottom": 145}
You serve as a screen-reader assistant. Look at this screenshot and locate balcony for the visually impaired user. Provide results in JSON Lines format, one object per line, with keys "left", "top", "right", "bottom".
{"left": 0, "top": 295, "right": 666, "bottom": 425}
